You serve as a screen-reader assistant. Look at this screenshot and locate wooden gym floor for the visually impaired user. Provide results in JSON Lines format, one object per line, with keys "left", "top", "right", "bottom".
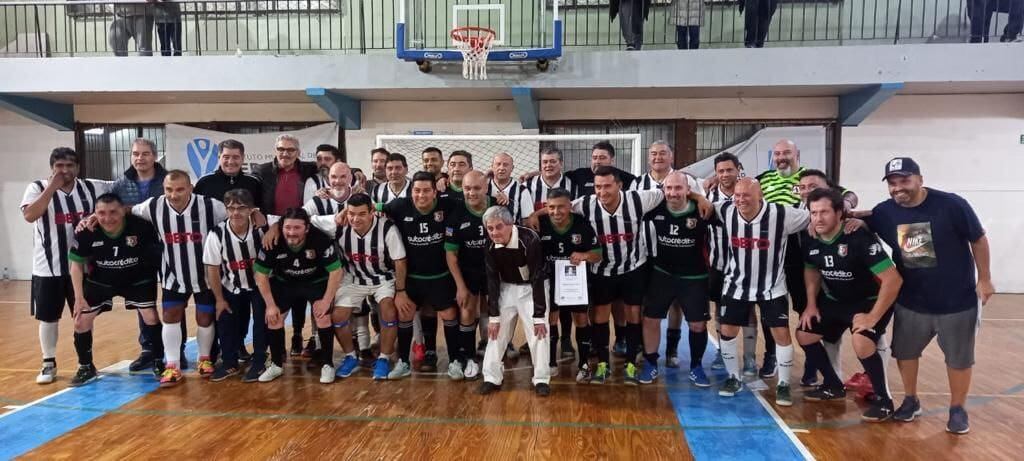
{"left": 0, "top": 281, "right": 1021, "bottom": 460}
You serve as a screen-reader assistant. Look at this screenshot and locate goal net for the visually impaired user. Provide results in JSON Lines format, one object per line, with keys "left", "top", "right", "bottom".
{"left": 375, "top": 134, "right": 645, "bottom": 177}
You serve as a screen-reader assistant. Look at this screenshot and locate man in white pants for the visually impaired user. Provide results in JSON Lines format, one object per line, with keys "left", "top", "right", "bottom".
{"left": 477, "top": 206, "right": 551, "bottom": 397}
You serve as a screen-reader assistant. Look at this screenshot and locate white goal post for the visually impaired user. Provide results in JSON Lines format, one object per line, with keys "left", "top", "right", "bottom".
{"left": 375, "top": 133, "right": 645, "bottom": 176}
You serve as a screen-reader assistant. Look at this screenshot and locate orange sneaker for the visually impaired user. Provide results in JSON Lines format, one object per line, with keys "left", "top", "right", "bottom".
{"left": 197, "top": 358, "right": 215, "bottom": 378}
{"left": 159, "top": 365, "right": 184, "bottom": 388}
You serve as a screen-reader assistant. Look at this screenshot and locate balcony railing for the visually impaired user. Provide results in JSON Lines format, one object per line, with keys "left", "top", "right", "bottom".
{"left": 0, "top": 0, "right": 1020, "bottom": 57}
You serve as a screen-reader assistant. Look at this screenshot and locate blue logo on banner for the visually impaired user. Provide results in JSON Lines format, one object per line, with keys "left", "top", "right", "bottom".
{"left": 187, "top": 138, "right": 219, "bottom": 178}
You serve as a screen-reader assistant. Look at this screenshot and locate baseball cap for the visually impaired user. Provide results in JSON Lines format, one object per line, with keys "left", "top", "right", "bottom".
{"left": 882, "top": 157, "right": 921, "bottom": 180}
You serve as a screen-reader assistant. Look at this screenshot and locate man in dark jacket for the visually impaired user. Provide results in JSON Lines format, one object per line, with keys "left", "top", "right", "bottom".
{"left": 610, "top": 0, "right": 651, "bottom": 50}
{"left": 194, "top": 139, "right": 263, "bottom": 204}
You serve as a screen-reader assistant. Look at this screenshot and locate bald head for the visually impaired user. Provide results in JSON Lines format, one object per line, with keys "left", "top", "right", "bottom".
{"left": 462, "top": 170, "right": 489, "bottom": 207}
{"left": 772, "top": 139, "right": 800, "bottom": 177}
{"left": 662, "top": 171, "right": 691, "bottom": 210}
{"left": 734, "top": 178, "right": 763, "bottom": 217}
{"left": 328, "top": 162, "right": 352, "bottom": 190}
{"left": 492, "top": 152, "right": 514, "bottom": 182}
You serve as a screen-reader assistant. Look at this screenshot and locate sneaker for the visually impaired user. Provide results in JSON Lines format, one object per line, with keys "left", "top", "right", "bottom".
{"left": 388, "top": 359, "right": 412, "bottom": 380}
{"left": 238, "top": 348, "right": 252, "bottom": 363}
{"left": 759, "top": 355, "right": 777, "bottom": 379}
{"left": 242, "top": 365, "right": 265, "bottom": 383}
{"left": 800, "top": 374, "right": 820, "bottom": 388}
{"left": 592, "top": 362, "right": 610, "bottom": 385}
{"left": 893, "top": 396, "right": 923, "bottom": 422}
{"left": 719, "top": 376, "right": 743, "bottom": 397}
{"left": 689, "top": 367, "right": 711, "bottom": 388}
{"left": 535, "top": 383, "right": 551, "bottom": 397}
{"left": 447, "top": 361, "right": 465, "bottom": 381}
{"left": 320, "top": 364, "right": 336, "bottom": 384}
{"left": 420, "top": 351, "right": 438, "bottom": 372}
{"left": 152, "top": 359, "right": 165, "bottom": 378}
{"left": 947, "top": 406, "right": 970, "bottom": 434}
{"left": 129, "top": 352, "right": 155, "bottom": 372}
{"left": 613, "top": 338, "right": 628, "bottom": 357}
{"left": 561, "top": 338, "right": 575, "bottom": 357}
{"left": 197, "top": 359, "right": 215, "bottom": 378}
{"left": 336, "top": 355, "right": 360, "bottom": 378}
{"left": 476, "top": 340, "right": 487, "bottom": 358}
{"left": 359, "top": 350, "right": 375, "bottom": 368}
{"left": 258, "top": 363, "right": 284, "bottom": 382}
{"left": 742, "top": 356, "right": 758, "bottom": 377}
{"left": 210, "top": 365, "right": 239, "bottom": 382}
{"left": 290, "top": 336, "right": 303, "bottom": 356}
{"left": 548, "top": 364, "right": 559, "bottom": 378}
{"left": 505, "top": 344, "right": 520, "bottom": 360}
{"left": 576, "top": 364, "right": 593, "bottom": 384}
{"left": 775, "top": 383, "right": 793, "bottom": 407}
{"left": 413, "top": 343, "right": 427, "bottom": 362}
{"left": 464, "top": 359, "right": 481, "bottom": 380}
{"left": 301, "top": 337, "right": 317, "bottom": 358}
{"left": 862, "top": 400, "right": 895, "bottom": 422}
{"left": 69, "top": 364, "right": 98, "bottom": 387}
{"left": 711, "top": 352, "right": 726, "bottom": 370}
{"left": 159, "top": 365, "right": 184, "bottom": 388}
{"left": 844, "top": 372, "right": 871, "bottom": 391}
{"left": 36, "top": 362, "right": 57, "bottom": 384}
{"left": 372, "top": 358, "right": 390, "bottom": 380}
{"left": 477, "top": 381, "right": 501, "bottom": 395}
{"left": 623, "top": 362, "right": 639, "bottom": 385}
{"left": 805, "top": 385, "right": 847, "bottom": 401}
{"left": 519, "top": 343, "right": 531, "bottom": 356}
{"left": 666, "top": 355, "right": 680, "bottom": 369}
{"left": 638, "top": 362, "right": 659, "bottom": 384}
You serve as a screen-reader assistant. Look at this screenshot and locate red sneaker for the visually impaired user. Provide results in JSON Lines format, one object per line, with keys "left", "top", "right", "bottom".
{"left": 413, "top": 343, "right": 426, "bottom": 363}
{"left": 844, "top": 372, "right": 870, "bottom": 391}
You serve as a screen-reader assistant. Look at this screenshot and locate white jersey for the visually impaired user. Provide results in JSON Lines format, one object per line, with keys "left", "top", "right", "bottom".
{"left": 525, "top": 174, "right": 574, "bottom": 210}
{"left": 572, "top": 190, "right": 663, "bottom": 277}
{"left": 489, "top": 178, "right": 534, "bottom": 222}
{"left": 202, "top": 221, "right": 265, "bottom": 294}
{"left": 303, "top": 195, "right": 347, "bottom": 217}
{"left": 707, "top": 185, "right": 734, "bottom": 272}
{"left": 21, "top": 179, "right": 107, "bottom": 277}
{"left": 629, "top": 169, "right": 705, "bottom": 195}
{"left": 311, "top": 215, "right": 406, "bottom": 286}
{"left": 303, "top": 174, "right": 327, "bottom": 204}
{"left": 372, "top": 180, "right": 412, "bottom": 204}
{"left": 715, "top": 200, "right": 809, "bottom": 302}
{"left": 134, "top": 194, "right": 227, "bottom": 293}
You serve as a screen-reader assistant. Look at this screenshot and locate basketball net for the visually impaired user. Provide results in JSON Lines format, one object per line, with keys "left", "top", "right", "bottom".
{"left": 451, "top": 26, "right": 495, "bottom": 80}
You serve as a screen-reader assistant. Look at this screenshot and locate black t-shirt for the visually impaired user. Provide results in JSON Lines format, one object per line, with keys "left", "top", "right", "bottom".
{"left": 537, "top": 214, "right": 600, "bottom": 279}
{"left": 380, "top": 197, "right": 459, "bottom": 277}
{"left": 69, "top": 215, "right": 160, "bottom": 286}
{"left": 566, "top": 167, "right": 637, "bottom": 197}
{"left": 444, "top": 199, "right": 492, "bottom": 272}
{"left": 440, "top": 184, "right": 464, "bottom": 201}
{"left": 254, "top": 228, "right": 340, "bottom": 284}
{"left": 803, "top": 226, "right": 895, "bottom": 303}
{"left": 644, "top": 201, "right": 710, "bottom": 278}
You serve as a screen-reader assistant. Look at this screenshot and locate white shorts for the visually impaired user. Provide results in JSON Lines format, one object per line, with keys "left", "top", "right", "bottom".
{"left": 334, "top": 275, "right": 395, "bottom": 310}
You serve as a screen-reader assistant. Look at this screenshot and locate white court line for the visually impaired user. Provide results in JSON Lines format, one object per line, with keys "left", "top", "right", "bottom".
{"left": 0, "top": 360, "right": 131, "bottom": 420}
{"left": 752, "top": 391, "right": 816, "bottom": 461}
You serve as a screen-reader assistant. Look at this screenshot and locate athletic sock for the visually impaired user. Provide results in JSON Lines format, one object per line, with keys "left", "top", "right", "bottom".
{"left": 413, "top": 312, "right": 424, "bottom": 344}
{"left": 689, "top": 330, "right": 708, "bottom": 369}
{"left": 614, "top": 323, "right": 625, "bottom": 345}
{"left": 666, "top": 328, "right": 682, "bottom": 357}
{"left": 442, "top": 319, "right": 461, "bottom": 365}
{"left": 268, "top": 328, "right": 285, "bottom": 366}
{"left": 776, "top": 343, "right": 794, "bottom": 385}
{"left": 859, "top": 352, "right": 892, "bottom": 402}
{"left": 74, "top": 330, "right": 94, "bottom": 366}
{"left": 354, "top": 315, "right": 371, "bottom": 352}
{"left": 559, "top": 309, "right": 573, "bottom": 341}
{"left": 318, "top": 327, "right": 335, "bottom": 366}
{"left": 397, "top": 321, "right": 414, "bottom": 363}
{"left": 741, "top": 325, "right": 757, "bottom": 361}
{"left": 626, "top": 322, "right": 643, "bottom": 361}
{"left": 422, "top": 315, "right": 438, "bottom": 353}
{"left": 802, "top": 342, "right": 841, "bottom": 388}
{"left": 162, "top": 322, "right": 183, "bottom": 368}
{"left": 720, "top": 335, "right": 740, "bottom": 378}
{"left": 593, "top": 322, "right": 610, "bottom": 363}
{"left": 823, "top": 337, "right": 843, "bottom": 378}
{"left": 575, "top": 325, "right": 592, "bottom": 368}
{"left": 39, "top": 321, "right": 58, "bottom": 360}
{"left": 459, "top": 321, "right": 478, "bottom": 364}
{"left": 549, "top": 324, "right": 560, "bottom": 367}
{"left": 761, "top": 317, "right": 776, "bottom": 361}
{"left": 875, "top": 334, "right": 892, "bottom": 396}
{"left": 197, "top": 324, "right": 215, "bottom": 358}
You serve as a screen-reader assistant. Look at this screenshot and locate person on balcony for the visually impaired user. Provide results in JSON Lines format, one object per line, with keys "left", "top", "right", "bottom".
{"left": 109, "top": 0, "right": 155, "bottom": 56}
{"left": 739, "top": 0, "right": 778, "bottom": 48}
{"left": 154, "top": 0, "right": 183, "bottom": 56}
{"left": 675, "top": 0, "right": 704, "bottom": 49}
{"left": 968, "top": 0, "right": 1024, "bottom": 43}
{"left": 610, "top": 0, "right": 652, "bottom": 50}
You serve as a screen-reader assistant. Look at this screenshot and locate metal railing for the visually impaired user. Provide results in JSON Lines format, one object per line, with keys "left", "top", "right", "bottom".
{"left": 0, "top": 0, "right": 1019, "bottom": 57}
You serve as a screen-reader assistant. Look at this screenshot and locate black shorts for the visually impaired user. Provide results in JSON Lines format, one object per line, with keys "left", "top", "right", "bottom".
{"left": 161, "top": 288, "right": 217, "bottom": 313}
{"left": 269, "top": 279, "right": 329, "bottom": 314}
{"left": 589, "top": 266, "right": 648, "bottom": 306}
{"left": 83, "top": 279, "right": 157, "bottom": 314}
{"left": 463, "top": 269, "right": 488, "bottom": 296}
{"left": 407, "top": 274, "right": 456, "bottom": 311}
{"left": 31, "top": 275, "right": 74, "bottom": 322}
{"left": 708, "top": 268, "right": 725, "bottom": 305}
{"left": 644, "top": 268, "right": 710, "bottom": 321}
{"left": 719, "top": 296, "right": 790, "bottom": 328}
{"left": 545, "top": 279, "right": 588, "bottom": 314}
{"left": 799, "top": 297, "right": 894, "bottom": 343}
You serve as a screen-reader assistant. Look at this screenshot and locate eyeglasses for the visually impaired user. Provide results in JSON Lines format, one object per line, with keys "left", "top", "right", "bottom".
{"left": 276, "top": 147, "right": 298, "bottom": 153}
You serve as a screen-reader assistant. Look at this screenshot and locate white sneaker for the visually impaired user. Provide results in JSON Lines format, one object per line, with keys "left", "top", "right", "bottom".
{"left": 464, "top": 359, "right": 480, "bottom": 380}
{"left": 36, "top": 362, "right": 56, "bottom": 384}
{"left": 447, "top": 361, "right": 465, "bottom": 381}
{"left": 666, "top": 356, "right": 681, "bottom": 369}
{"left": 388, "top": 359, "right": 412, "bottom": 380}
{"left": 320, "top": 364, "right": 336, "bottom": 384}
{"left": 258, "top": 363, "right": 284, "bottom": 382}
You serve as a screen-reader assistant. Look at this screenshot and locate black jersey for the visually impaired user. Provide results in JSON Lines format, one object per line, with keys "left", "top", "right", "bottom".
{"left": 254, "top": 228, "right": 341, "bottom": 284}
{"left": 68, "top": 215, "right": 160, "bottom": 287}
{"left": 803, "top": 226, "right": 895, "bottom": 303}
{"left": 440, "top": 184, "right": 464, "bottom": 201}
{"left": 537, "top": 214, "right": 600, "bottom": 279}
{"left": 644, "top": 201, "right": 710, "bottom": 278}
{"left": 444, "top": 199, "right": 492, "bottom": 272}
{"left": 379, "top": 197, "right": 459, "bottom": 277}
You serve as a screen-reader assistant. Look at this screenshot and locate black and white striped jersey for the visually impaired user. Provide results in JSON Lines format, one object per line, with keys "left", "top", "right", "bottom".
{"left": 629, "top": 169, "right": 706, "bottom": 195}
{"left": 488, "top": 178, "right": 534, "bottom": 222}
{"left": 310, "top": 215, "right": 406, "bottom": 286}
{"left": 707, "top": 185, "right": 735, "bottom": 272}
{"left": 372, "top": 179, "right": 412, "bottom": 204}
{"left": 715, "top": 200, "right": 809, "bottom": 302}
{"left": 303, "top": 174, "right": 328, "bottom": 204}
{"left": 202, "top": 221, "right": 266, "bottom": 293}
{"left": 303, "top": 195, "right": 347, "bottom": 217}
{"left": 133, "top": 194, "right": 227, "bottom": 293}
{"left": 20, "top": 178, "right": 106, "bottom": 277}
{"left": 525, "top": 174, "right": 574, "bottom": 211}
{"left": 572, "top": 190, "right": 664, "bottom": 277}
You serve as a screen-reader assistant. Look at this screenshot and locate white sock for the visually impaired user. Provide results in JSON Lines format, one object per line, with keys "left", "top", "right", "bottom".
{"left": 39, "top": 321, "right": 58, "bottom": 360}
{"left": 720, "top": 336, "right": 740, "bottom": 379}
{"left": 875, "top": 334, "right": 893, "bottom": 396}
{"left": 163, "top": 322, "right": 183, "bottom": 367}
{"left": 776, "top": 344, "right": 794, "bottom": 385}
{"left": 355, "top": 316, "right": 370, "bottom": 350}
{"left": 197, "top": 324, "right": 214, "bottom": 358}
{"left": 413, "top": 311, "right": 424, "bottom": 344}
{"left": 824, "top": 337, "right": 843, "bottom": 378}
{"left": 741, "top": 326, "right": 757, "bottom": 360}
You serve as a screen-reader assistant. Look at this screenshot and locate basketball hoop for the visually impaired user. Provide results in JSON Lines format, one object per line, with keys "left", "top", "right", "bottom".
{"left": 451, "top": 26, "right": 495, "bottom": 80}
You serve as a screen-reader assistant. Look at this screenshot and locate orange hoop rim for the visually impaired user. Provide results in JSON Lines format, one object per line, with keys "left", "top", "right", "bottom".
{"left": 450, "top": 26, "right": 496, "bottom": 50}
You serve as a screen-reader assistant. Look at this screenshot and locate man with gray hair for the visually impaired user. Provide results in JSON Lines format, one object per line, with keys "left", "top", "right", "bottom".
{"left": 477, "top": 206, "right": 551, "bottom": 397}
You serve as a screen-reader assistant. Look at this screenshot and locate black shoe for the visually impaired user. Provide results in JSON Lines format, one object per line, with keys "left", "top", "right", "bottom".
{"left": 69, "top": 364, "right": 98, "bottom": 387}
{"left": 210, "top": 365, "right": 239, "bottom": 382}
{"left": 862, "top": 400, "right": 895, "bottom": 422}
{"left": 420, "top": 351, "right": 438, "bottom": 372}
{"left": 535, "top": 383, "right": 551, "bottom": 397}
{"left": 359, "top": 350, "right": 376, "bottom": 368}
{"left": 519, "top": 343, "right": 531, "bottom": 355}
{"left": 758, "top": 355, "right": 777, "bottom": 379}
{"left": 129, "top": 352, "right": 155, "bottom": 372}
{"left": 242, "top": 364, "right": 265, "bottom": 383}
{"left": 804, "top": 385, "right": 847, "bottom": 401}
{"left": 477, "top": 381, "right": 501, "bottom": 395}
{"left": 561, "top": 339, "right": 576, "bottom": 357}
{"left": 238, "top": 348, "right": 252, "bottom": 363}
{"left": 290, "top": 336, "right": 303, "bottom": 356}
{"left": 301, "top": 337, "right": 317, "bottom": 358}
{"left": 152, "top": 359, "right": 166, "bottom": 378}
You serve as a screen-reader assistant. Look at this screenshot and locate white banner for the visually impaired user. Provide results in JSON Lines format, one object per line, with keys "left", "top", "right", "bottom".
{"left": 682, "top": 126, "right": 827, "bottom": 180}
{"left": 164, "top": 123, "right": 339, "bottom": 181}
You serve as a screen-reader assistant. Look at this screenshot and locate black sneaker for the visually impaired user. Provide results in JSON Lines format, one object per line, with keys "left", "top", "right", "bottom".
{"left": 210, "top": 364, "right": 239, "bottom": 382}
{"left": 238, "top": 348, "right": 252, "bottom": 363}
{"left": 69, "top": 364, "right": 98, "bottom": 387}
{"left": 477, "top": 381, "right": 501, "bottom": 395}
{"left": 420, "top": 351, "right": 438, "bottom": 372}
{"left": 560, "top": 338, "right": 576, "bottom": 358}
{"left": 804, "top": 385, "right": 847, "bottom": 401}
{"left": 290, "top": 336, "right": 303, "bottom": 356}
{"left": 359, "top": 350, "right": 376, "bottom": 368}
{"left": 242, "top": 364, "right": 265, "bottom": 383}
{"left": 535, "top": 383, "right": 551, "bottom": 397}
{"left": 301, "top": 337, "right": 317, "bottom": 358}
{"left": 893, "top": 396, "right": 923, "bottom": 422}
{"left": 129, "top": 352, "right": 155, "bottom": 372}
{"left": 947, "top": 406, "right": 970, "bottom": 434}
{"left": 152, "top": 359, "right": 166, "bottom": 378}
{"left": 759, "top": 355, "right": 777, "bottom": 379}
{"left": 862, "top": 400, "right": 895, "bottom": 422}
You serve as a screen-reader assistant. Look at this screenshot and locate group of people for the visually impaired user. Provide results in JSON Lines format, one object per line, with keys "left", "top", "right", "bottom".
{"left": 107, "top": 0, "right": 183, "bottom": 57}
{"left": 22, "top": 134, "right": 992, "bottom": 434}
